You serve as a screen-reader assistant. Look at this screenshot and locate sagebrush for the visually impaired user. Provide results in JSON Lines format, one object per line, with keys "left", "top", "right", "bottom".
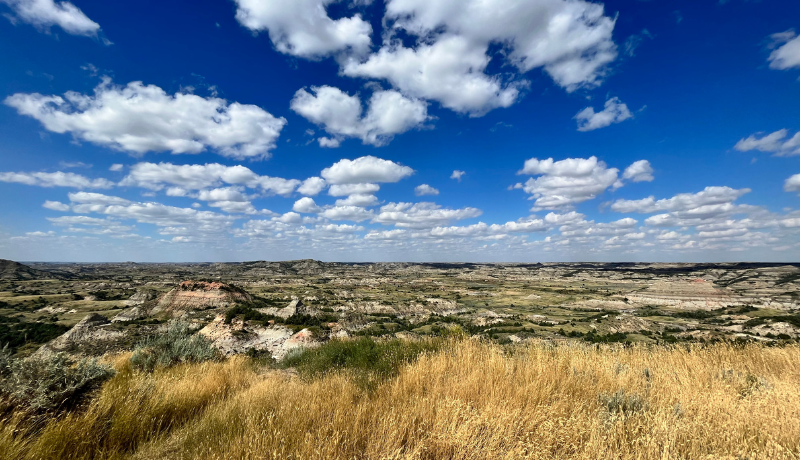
{"left": 129, "top": 321, "right": 218, "bottom": 371}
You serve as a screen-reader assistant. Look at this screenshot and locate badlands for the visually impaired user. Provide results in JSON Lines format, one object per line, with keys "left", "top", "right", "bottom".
{"left": 1, "top": 259, "right": 798, "bottom": 358}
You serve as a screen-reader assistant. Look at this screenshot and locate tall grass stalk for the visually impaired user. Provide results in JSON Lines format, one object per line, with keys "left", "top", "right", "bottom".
{"left": 1, "top": 340, "right": 799, "bottom": 459}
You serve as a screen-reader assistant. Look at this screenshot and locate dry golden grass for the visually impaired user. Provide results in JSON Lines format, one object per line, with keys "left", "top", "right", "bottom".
{"left": 2, "top": 340, "right": 799, "bottom": 460}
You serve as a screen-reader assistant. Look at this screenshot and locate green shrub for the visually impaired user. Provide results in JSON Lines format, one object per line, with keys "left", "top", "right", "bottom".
{"left": 224, "top": 305, "right": 276, "bottom": 325}
{"left": 281, "top": 337, "right": 445, "bottom": 389}
{"left": 0, "top": 315, "right": 69, "bottom": 352}
{"left": 0, "top": 346, "right": 115, "bottom": 415}
{"left": 583, "top": 331, "right": 628, "bottom": 344}
{"left": 130, "top": 322, "right": 218, "bottom": 372}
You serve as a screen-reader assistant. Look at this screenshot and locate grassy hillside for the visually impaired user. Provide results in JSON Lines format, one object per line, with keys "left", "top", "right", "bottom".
{"left": 1, "top": 339, "right": 799, "bottom": 459}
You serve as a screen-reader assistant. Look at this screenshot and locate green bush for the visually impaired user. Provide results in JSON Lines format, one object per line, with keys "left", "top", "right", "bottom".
{"left": 281, "top": 337, "right": 445, "bottom": 389}
{"left": 130, "top": 322, "right": 218, "bottom": 372}
{"left": 0, "top": 315, "right": 69, "bottom": 352}
{"left": 0, "top": 346, "right": 115, "bottom": 415}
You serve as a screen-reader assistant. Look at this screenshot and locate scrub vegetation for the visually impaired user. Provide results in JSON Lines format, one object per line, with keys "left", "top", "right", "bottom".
{"left": 1, "top": 339, "right": 799, "bottom": 460}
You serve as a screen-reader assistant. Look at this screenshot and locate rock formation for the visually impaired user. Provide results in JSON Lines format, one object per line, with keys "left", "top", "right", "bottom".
{"left": 198, "top": 314, "right": 322, "bottom": 360}
{"left": 149, "top": 281, "right": 252, "bottom": 317}
{"left": 34, "top": 313, "right": 124, "bottom": 357}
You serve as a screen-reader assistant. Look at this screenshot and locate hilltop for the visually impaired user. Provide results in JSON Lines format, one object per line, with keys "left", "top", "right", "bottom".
{"left": 0, "top": 259, "right": 59, "bottom": 280}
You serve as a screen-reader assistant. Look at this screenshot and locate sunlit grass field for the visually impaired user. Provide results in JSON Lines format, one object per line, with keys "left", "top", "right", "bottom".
{"left": 2, "top": 339, "right": 799, "bottom": 459}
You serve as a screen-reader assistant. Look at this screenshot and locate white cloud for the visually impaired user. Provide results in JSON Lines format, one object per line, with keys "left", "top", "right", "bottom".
{"left": 196, "top": 187, "right": 249, "bottom": 202}
{"left": 341, "top": 0, "right": 617, "bottom": 115}
{"left": 319, "top": 205, "right": 374, "bottom": 222}
{"left": 232, "top": 0, "right": 372, "bottom": 59}
{"left": 0, "top": 171, "right": 113, "bottom": 188}
{"left": 768, "top": 30, "right": 800, "bottom": 70}
{"left": 414, "top": 184, "right": 439, "bottom": 196}
{"left": 785, "top": 174, "right": 800, "bottom": 193}
{"left": 193, "top": 187, "right": 267, "bottom": 215}
{"left": 109, "top": 164, "right": 124, "bottom": 172}
{"left": 544, "top": 211, "right": 585, "bottom": 225}
{"left": 450, "top": 170, "right": 465, "bottom": 181}
{"left": 622, "top": 160, "right": 654, "bottom": 183}
{"left": 516, "top": 156, "right": 620, "bottom": 210}
{"left": 42, "top": 200, "right": 70, "bottom": 211}
{"left": 734, "top": 129, "right": 800, "bottom": 157}
{"left": 120, "top": 162, "right": 299, "bottom": 196}
{"left": 374, "top": 202, "right": 482, "bottom": 228}
{"left": 364, "top": 229, "right": 407, "bottom": 240}
{"left": 343, "top": 36, "right": 521, "bottom": 116}
{"left": 68, "top": 191, "right": 131, "bottom": 206}
{"left": 611, "top": 186, "right": 751, "bottom": 214}
{"left": 5, "top": 78, "right": 287, "bottom": 160}
{"left": 575, "top": 97, "right": 632, "bottom": 132}
{"left": 293, "top": 197, "right": 321, "bottom": 213}
{"left": 206, "top": 201, "right": 262, "bottom": 215}
{"left": 291, "top": 86, "right": 428, "bottom": 147}
{"left": 328, "top": 183, "right": 380, "bottom": 196}
{"left": 321, "top": 156, "right": 414, "bottom": 184}
{"left": 335, "top": 194, "right": 379, "bottom": 207}
{"left": 1, "top": 0, "right": 100, "bottom": 36}
{"left": 297, "top": 177, "right": 326, "bottom": 196}
{"left": 64, "top": 192, "right": 235, "bottom": 239}
{"left": 558, "top": 217, "right": 638, "bottom": 237}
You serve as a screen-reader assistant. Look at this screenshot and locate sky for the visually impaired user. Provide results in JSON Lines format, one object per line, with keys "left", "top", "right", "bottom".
{"left": 0, "top": 0, "right": 799, "bottom": 263}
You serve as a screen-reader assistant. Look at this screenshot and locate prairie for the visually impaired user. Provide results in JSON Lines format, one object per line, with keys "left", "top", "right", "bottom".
{"left": 2, "top": 339, "right": 799, "bottom": 460}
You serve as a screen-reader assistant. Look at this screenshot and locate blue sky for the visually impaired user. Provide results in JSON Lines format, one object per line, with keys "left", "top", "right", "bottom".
{"left": 0, "top": 0, "right": 799, "bottom": 262}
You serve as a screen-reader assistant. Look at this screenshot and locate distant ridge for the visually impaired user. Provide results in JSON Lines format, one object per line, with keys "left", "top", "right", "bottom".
{"left": 0, "top": 259, "right": 71, "bottom": 280}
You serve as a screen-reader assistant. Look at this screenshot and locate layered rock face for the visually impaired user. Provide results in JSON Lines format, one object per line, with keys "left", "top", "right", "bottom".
{"left": 150, "top": 281, "right": 252, "bottom": 317}
{"left": 199, "top": 315, "right": 321, "bottom": 360}
{"left": 627, "top": 279, "right": 740, "bottom": 310}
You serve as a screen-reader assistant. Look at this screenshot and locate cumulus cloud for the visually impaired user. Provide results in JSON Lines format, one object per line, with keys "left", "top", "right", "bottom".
{"left": 1, "top": 0, "right": 100, "bottom": 36}
{"left": 328, "top": 183, "right": 380, "bottom": 196}
{"left": 232, "top": 0, "right": 372, "bottom": 59}
{"left": 0, "top": 171, "right": 113, "bottom": 188}
{"left": 63, "top": 192, "right": 235, "bottom": 239}
{"left": 5, "top": 78, "right": 287, "bottom": 160}
{"left": 335, "top": 194, "right": 379, "bottom": 207}
{"left": 414, "top": 184, "right": 439, "bottom": 196}
{"left": 516, "top": 156, "right": 621, "bottom": 210}
{"left": 43, "top": 200, "right": 70, "bottom": 211}
{"left": 109, "top": 164, "right": 124, "bottom": 172}
{"left": 768, "top": 30, "right": 800, "bottom": 70}
{"left": 120, "top": 162, "right": 299, "bottom": 196}
{"left": 622, "top": 160, "right": 654, "bottom": 183}
{"left": 293, "top": 197, "right": 321, "bottom": 213}
{"left": 574, "top": 97, "right": 633, "bottom": 132}
{"left": 321, "top": 156, "right": 414, "bottom": 184}
{"left": 450, "top": 170, "right": 465, "bottom": 181}
{"left": 319, "top": 205, "right": 374, "bottom": 222}
{"left": 373, "top": 202, "right": 482, "bottom": 228}
{"left": 734, "top": 129, "right": 800, "bottom": 156}
{"left": 297, "top": 177, "right": 326, "bottom": 196}
{"left": 558, "top": 217, "right": 638, "bottom": 237}
{"left": 291, "top": 86, "right": 429, "bottom": 147}
{"left": 343, "top": 36, "right": 521, "bottom": 116}
{"left": 611, "top": 186, "right": 750, "bottom": 216}
{"left": 340, "top": 0, "right": 616, "bottom": 116}
{"left": 785, "top": 174, "right": 800, "bottom": 193}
